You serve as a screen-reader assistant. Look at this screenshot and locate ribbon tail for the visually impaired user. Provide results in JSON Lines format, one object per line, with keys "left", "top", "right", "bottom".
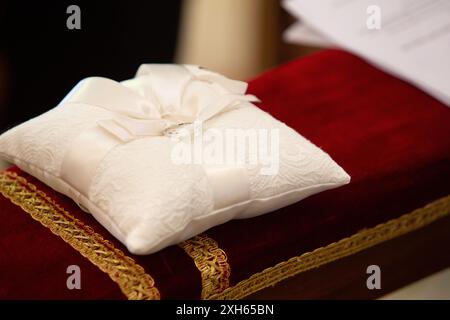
{"left": 197, "top": 94, "right": 259, "bottom": 123}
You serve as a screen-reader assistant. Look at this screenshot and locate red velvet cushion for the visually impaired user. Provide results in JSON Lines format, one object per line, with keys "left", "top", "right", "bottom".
{"left": 215, "top": 49, "right": 450, "bottom": 284}
{"left": 0, "top": 49, "right": 449, "bottom": 299}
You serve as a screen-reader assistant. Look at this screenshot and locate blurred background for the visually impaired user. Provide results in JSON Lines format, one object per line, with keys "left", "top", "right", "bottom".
{"left": 0, "top": 0, "right": 317, "bottom": 133}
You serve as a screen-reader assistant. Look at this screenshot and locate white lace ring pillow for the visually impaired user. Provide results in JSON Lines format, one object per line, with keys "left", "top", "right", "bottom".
{"left": 0, "top": 64, "right": 350, "bottom": 254}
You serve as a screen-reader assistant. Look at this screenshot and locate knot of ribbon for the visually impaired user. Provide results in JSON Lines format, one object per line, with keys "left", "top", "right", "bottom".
{"left": 61, "top": 64, "right": 260, "bottom": 142}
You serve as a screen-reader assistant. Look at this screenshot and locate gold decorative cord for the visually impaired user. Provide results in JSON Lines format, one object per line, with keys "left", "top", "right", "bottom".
{"left": 0, "top": 171, "right": 160, "bottom": 300}
{"left": 209, "top": 194, "right": 450, "bottom": 300}
{"left": 179, "top": 234, "right": 231, "bottom": 299}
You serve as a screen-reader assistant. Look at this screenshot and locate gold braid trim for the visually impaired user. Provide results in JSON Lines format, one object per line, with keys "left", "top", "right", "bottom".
{"left": 0, "top": 171, "right": 160, "bottom": 300}
{"left": 179, "top": 234, "right": 231, "bottom": 299}
{"left": 209, "top": 194, "right": 450, "bottom": 300}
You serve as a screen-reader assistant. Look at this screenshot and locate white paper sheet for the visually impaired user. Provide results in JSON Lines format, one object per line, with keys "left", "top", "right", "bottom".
{"left": 283, "top": 0, "right": 450, "bottom": 106}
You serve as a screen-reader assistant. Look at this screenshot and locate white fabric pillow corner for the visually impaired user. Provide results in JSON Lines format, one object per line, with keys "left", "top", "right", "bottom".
{"left": 0, "top": 64, "right": 350, "bottom": 254}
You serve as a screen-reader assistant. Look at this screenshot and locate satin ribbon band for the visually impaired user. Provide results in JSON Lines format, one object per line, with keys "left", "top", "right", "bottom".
{"left": 59, "top": 64, "right": 257, "bottom": 212}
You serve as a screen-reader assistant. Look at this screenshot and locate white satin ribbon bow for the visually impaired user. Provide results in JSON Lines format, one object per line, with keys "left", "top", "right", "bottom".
{"left": 62, "top": 64, "right": 259, "bottom": 142}
{"left": 60, "top": 65, "right": 258, "bottom": 210}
